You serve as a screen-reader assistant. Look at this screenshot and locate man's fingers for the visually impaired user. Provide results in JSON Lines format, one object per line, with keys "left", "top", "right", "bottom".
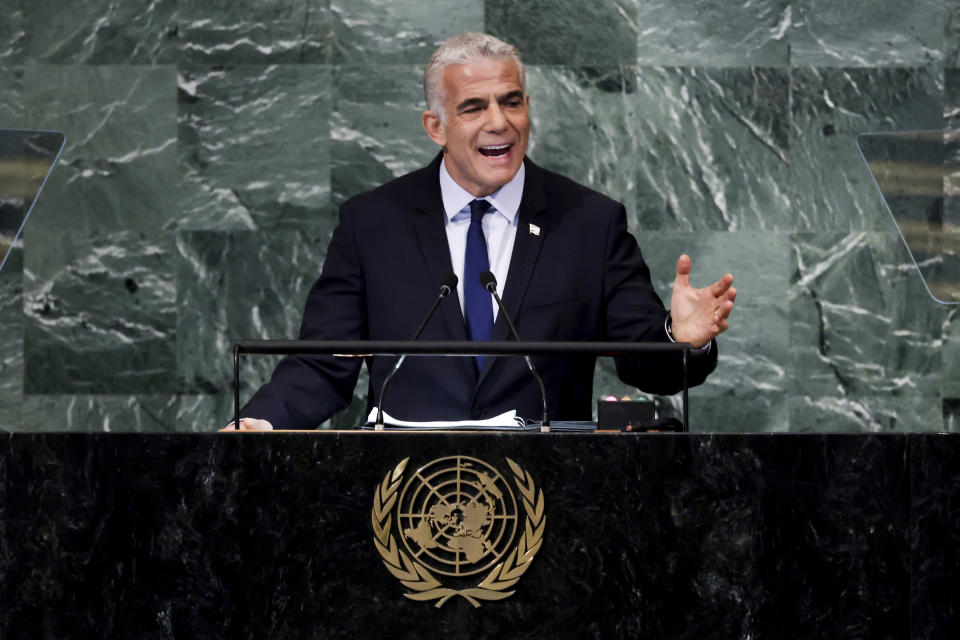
{"left": 219, "top": 418, "right": 274, "bottom": 432}
{"left": 674, "top": 254, "right": 692, "bottom": 290}
{"left": 240, "top": 418, "right": 273, "bottom": 431}
{"left": 705, "top": 286, "right": 736, "bottom": 337}
{"left": 708, "top": 273, "right": 734, "bottom": 297}
{"left": 718, "top": 289, "right": 736, "bottom": 318}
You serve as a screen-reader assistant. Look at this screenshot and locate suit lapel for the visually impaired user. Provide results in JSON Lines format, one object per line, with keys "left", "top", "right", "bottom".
{"left": 478, "top": 159, "right": 549, "bottom": 383}
{"left": 409, "top": 153, "right": 470, "bottom": 345}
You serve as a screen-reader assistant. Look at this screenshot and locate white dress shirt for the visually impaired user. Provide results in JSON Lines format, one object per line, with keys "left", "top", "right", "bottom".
{"left": 439, "top": 158, "right": 524, "bottom": 320}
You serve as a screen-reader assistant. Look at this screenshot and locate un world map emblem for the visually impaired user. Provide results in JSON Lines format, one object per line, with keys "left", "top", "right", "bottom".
{"left": 371, "top": 456, "right": 546, "bottom": 607}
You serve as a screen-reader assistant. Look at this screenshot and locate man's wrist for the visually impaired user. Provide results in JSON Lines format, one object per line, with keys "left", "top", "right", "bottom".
{"left": 664, "top": 313, "right": 711, "bottom": 355}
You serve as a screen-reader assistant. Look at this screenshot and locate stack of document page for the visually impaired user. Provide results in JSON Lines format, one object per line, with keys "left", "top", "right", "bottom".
{"left": 362, "top": 409, "right": 596, "bottom": 432}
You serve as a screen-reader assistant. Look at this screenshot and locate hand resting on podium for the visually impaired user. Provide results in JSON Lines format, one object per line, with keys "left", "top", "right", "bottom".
{"left": 219, "top": 418, "right": 274, "bottom": 432}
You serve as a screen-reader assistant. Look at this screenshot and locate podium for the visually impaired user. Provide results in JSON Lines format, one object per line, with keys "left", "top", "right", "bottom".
{"left": 2, "top": 431, "right": 958, "bottom": 638}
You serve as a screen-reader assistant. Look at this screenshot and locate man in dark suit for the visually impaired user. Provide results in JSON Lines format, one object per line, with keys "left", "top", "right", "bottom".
{"left": 230, "top": 33, "right": 736, "bottom": 430}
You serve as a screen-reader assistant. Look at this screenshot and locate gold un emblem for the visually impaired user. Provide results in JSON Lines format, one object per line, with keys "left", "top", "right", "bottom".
{"left": 372, "top": 456, "right": 546, "bottom": 607}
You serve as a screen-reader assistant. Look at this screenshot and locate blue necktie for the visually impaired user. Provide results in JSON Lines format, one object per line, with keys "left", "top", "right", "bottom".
{"left": 465, "top": 199, "right": 494, "bottom": 369}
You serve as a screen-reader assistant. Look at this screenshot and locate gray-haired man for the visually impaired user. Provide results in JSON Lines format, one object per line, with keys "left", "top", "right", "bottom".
{"left": 229, "top": 33, "right": 736, "bottom": 430}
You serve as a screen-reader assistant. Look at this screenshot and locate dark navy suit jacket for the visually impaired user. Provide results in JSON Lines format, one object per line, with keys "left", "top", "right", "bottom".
{"left": 241, "top": 155, "right": 717, "bottom": 427}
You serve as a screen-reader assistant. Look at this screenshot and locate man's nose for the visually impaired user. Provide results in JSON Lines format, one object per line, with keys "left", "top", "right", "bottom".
{"left": 484, "top": 102, "right": 508, "bottom": 131}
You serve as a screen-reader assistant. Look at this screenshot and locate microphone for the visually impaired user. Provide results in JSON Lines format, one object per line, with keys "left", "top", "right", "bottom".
{"left": 478, "top": 270, "right": 550, "bottom": 430}
{"left": 374, "top": 273, "right": 458, "bottom": 429}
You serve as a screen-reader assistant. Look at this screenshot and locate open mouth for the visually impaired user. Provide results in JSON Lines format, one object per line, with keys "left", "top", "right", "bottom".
{"left": 478, "top": 143, "right": 512, "bottom": 158}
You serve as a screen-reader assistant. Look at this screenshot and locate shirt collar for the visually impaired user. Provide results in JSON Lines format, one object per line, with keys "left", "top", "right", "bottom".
{"left": 439, "top": 157, "right": 524, "bottom": 224}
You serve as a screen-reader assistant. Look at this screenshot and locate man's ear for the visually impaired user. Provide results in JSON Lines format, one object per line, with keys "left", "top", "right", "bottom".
{"left": 422, "top": 110, "right": 446, "bottom": 147}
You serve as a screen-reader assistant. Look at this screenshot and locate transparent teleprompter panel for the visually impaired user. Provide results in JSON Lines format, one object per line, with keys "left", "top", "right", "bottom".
{"left": 0, "top": 129, "right": 66, "bottom": 274}
{"left": 857, "top": 129, "right": 960, "bottom": 304}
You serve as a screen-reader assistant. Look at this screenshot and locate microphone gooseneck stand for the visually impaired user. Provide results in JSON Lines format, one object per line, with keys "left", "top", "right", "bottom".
{"left": 374, "top": 274, "right": 458, "bottom": 430}
{"left": 478, "top": 270, "right": 551, "bottom": 432}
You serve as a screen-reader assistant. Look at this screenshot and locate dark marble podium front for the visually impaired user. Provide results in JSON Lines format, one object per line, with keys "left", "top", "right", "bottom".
{"left": 1, "top": 432, "right": 958, "bottom": 639}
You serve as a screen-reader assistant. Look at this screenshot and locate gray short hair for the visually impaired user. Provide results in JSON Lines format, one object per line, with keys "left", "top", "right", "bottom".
{"left": 424, "top": 33, "right": 526, "bottom": 121}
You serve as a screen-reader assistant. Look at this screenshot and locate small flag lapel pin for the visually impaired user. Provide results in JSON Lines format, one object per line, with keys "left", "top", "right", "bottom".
{"left": 529, "top": 223, "right": 541, "bottom": 236}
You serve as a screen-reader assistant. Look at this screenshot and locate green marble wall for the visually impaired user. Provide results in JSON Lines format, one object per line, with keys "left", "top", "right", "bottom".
{"left": 0, "top": 0, "right": 956, "bottom": 432}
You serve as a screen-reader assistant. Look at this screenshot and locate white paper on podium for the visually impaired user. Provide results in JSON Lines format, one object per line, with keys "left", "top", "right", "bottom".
{"left": 365, "top": 408, "right": 526, "bottom": 430}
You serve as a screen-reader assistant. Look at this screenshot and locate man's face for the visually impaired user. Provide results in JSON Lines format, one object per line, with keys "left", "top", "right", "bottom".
{"left": 422, "top": 58, "right": 530, "bottom": 198}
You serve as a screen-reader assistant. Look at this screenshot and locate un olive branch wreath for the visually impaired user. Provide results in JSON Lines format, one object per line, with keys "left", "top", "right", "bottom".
{"left": 371, "top": 457, "right": 546, "bottom": 608}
